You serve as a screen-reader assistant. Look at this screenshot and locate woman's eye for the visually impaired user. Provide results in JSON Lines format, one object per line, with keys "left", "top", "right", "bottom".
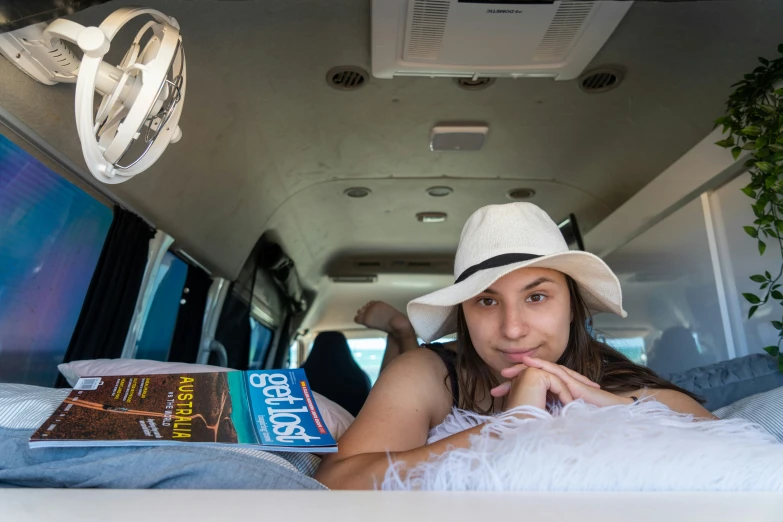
{"left": 527, "top": 293, "right": 546, "bottom": 303}
{"left": 477, "top": 297, "right": 496, "bottom": 307}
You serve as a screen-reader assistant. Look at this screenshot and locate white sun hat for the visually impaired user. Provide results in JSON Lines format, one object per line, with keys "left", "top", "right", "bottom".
{"left": 407, "top": 202, "right": 627, "bottom": 343}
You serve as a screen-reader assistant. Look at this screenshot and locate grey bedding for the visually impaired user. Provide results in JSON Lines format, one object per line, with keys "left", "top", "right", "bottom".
{"left": 0, "top": 427, "right": 325, "bottom": 489}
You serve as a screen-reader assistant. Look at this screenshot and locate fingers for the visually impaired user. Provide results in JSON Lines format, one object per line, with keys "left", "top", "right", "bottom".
{"left": 560, "top": 365, "right": 601, "bottom": 389}
{"left": 544, "top": 373, "right": 574, "bottom": 404}
{"left": 520, "top": 355, "right": 600, "bottom": 389}
{"left": 501, "top": 358, "right": 600, "bottom": 389}
{"left": 490, "top": 381, "right": 512, "bottom": 397}
{"left": 500, "top": 364, "right": 528, "bottom": 380}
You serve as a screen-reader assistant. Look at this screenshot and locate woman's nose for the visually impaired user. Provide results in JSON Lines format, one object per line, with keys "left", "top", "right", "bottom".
{"left": 500, "top": 304, "right": 528, "bottom": 340}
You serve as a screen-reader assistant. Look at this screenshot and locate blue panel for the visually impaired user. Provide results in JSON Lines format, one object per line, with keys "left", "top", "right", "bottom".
{"left": 136, "top": 252, "right": 188, "bottom": 361}
{"left": 249, "top": 317, "right": 274, "bottom": 369}
{"left": 0, "top": 134, "right": 112, "bottom": 386}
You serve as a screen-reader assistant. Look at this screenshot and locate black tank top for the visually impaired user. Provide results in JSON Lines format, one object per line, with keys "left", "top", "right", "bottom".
{"left": 424, "top": 342, "right": 459, "bottom": 407}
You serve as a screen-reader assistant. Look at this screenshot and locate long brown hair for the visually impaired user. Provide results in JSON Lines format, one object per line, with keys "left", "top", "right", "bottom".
{"left": 454, "top": 274, "right": 703, "bottom": 413}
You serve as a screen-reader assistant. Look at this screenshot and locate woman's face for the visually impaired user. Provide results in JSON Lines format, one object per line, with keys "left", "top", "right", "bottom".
{"left": 461, "top": 267, "right": 573, "bottom": 376}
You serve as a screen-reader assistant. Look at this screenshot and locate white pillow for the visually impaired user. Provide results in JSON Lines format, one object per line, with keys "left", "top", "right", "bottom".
{"left": 57, "top": 359, "right": 227, "bottom": 386}
{"left": 0, "top": 383, "right": 71, "bottom": 429}
{"left": 712, "top": 385, "right": 783, "bottom": 443}
{"left": 58, "top": 359, "right": 355, "bottom": 440}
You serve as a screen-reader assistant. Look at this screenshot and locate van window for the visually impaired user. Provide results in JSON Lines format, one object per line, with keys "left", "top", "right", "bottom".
{"left": 135, "top": 251, "right": 189, "bottom": 361}
{"left": 347, "top": 337, "right": 385, "bottom": 385}
{"left": 604, "top": 337, "right": 647, "bottom": 365}
{"left": 0, "top": 134, "right": 112, "bottom": 386}
{"left": 288, "top": 341, "right": 299, "bottom": 368}
{"left": 249, "top": 316, "right": 274, "bottom": 369}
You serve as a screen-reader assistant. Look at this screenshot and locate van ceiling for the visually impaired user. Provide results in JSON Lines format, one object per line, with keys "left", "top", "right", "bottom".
{"left": 1, "top": 0, "right": 782, "bottom": 286}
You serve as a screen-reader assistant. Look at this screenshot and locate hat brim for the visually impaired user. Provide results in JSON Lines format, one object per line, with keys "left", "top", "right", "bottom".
{"left": 407, "top": 251, "right": 627, "bottom": 343}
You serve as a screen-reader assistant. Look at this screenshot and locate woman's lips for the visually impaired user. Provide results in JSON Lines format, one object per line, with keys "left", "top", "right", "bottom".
{"left": 499, "top": 348, "right": 538, "bottom": 364}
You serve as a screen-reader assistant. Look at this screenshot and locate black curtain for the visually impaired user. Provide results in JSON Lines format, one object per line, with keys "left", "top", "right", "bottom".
{"left": 214, "top": 282, "right": 252, "bottom": 370}
{"left": 55, "top": 207, "right": 154, "bottom": 387}
{"left": 167, "top": 266, "right": 211, "bottom": 363}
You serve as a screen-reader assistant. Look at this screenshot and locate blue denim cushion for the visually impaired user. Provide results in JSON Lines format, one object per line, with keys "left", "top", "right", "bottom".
{"left": 663, "top": 354, "right": 783, "bottom": 411}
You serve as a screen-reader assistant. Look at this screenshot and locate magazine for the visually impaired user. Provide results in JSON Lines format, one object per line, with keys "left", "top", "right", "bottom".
{"left": 29, "top": 369, "right": 337, "bottom": 452}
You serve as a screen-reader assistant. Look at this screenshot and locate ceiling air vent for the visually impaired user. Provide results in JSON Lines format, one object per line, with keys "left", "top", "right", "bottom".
{"left": 507, "top": 188, "right": 536, "bottom": 200}
{"left": 344, "top": 187, "right": 371, "bottom": 198}
{"left": 454, "top": 77, "right": 495, "bottom": 91}
{"left": 404, "top": 0, "right": 451, "bottom": 60}
{"left": 578, "top": 67, "right": 624, "bottom": 94}
{"left": 534, "top": 1, "right": 595, "bottom": 62}
{"left": 326, "top": 66, "right": 369, "bottom": 91}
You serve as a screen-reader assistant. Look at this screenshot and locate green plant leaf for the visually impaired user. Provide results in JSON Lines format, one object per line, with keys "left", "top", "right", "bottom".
{"left": 778, "top": 354, "right": 783, "bottom": 373}
{"left": 742, "top": 186, "right": 757, "bottom": 198}
{"left": 715, "top": 138, "right": 734, "bottom": 148}
{"left": 714, "top": 116, "right": 730, "bottom": 127}
{"left": 757, "top": 148, "right": 771, "bottom": 159}
{"left": 742, "top": 141, "right": 758, "bottom": 150}
{"left": 751, "top": 274, "right": 767, "bottom": 283}
{"left": 743, "top": 292, "right": 762, "bottom": 304}
{"left": 744, "top": 225, "right": 758, "bottom": 238}
{"left": 732, "top": 146, "right": 742, "bottom": 159}
{"left": 764, "top": 345, "right": 780, "bottom": 356}
{"left": 759, "top": 239, "right": 767, "bottom": 255}
{"left": 749, "top": 305, "right": 759, "bottom": 319}
{"left": 774, "top": 321, "right": 783, "bottom": 331}
{"left": 766, "top": 271, "right": 772, "bottom": 279}
{"left": 756, "top": 161, "right": 775, "bottom": 173}
{"left": 769, "top": 143, "right": 783, "bottom": 153}
{"left": 742, "top": 125, "right": 761, "bottom": 136}
{"left": 772, "top": 290, "right": 783, "bottom": 300}
{"left": 761, "top": 282, "right": 770, "bottom": 290}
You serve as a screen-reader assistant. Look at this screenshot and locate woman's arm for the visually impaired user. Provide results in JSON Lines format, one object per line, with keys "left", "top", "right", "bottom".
{"left": 637, "top": 389, "right": 717, "bottom": 419}
{"left": 498, "top": 356, "right": 717, "bottom": 419}
{"left": 316, "top": 349, "right": 483, "bottom": 490}
{"left": 316, "top": 422, "right": 490, "bottom": 489}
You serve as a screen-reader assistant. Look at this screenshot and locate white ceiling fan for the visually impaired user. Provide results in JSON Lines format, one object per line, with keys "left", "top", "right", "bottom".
{"left": 0, "top": 7, "right": 186, "bottom": 184}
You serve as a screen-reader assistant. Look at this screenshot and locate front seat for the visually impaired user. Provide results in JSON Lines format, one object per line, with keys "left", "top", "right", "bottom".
{"left": 301, "top": 331, "right": 372, "bottom": 417}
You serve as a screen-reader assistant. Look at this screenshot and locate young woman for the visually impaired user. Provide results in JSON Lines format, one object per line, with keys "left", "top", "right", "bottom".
{"left": 316, "top": 203, "right": 715, "bottom": 490}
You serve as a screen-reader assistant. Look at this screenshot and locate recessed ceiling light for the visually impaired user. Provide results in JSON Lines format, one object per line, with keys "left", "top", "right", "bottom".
{"left": 507, "top": 188, "right": 536, "bottom": 200}
{"left": 426, "top": 186, "right": 453, "bottom": 197}
{"left": 430, "top": 125, "right": 489, "bottom": 152}
{"left": 344, "top": 187, "right": 371, "bottom": 198}
{"left": 416, "top": 212, "right": 447, "bottom": 223}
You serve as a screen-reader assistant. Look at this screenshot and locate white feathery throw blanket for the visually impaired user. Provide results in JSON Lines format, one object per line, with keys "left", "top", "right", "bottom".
{"left": 381, "top": 400, "right": 783, "bottom": 491}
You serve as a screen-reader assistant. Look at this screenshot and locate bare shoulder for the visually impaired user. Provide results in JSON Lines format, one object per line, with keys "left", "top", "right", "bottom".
{"left": 371, "top": 347, "right": 455, "bottom": 418}
{"left": 637, "top": 388, "right": 717, "bottom": 420}
{"left": 322, "top": 347, "right": 455, "bottom": 463}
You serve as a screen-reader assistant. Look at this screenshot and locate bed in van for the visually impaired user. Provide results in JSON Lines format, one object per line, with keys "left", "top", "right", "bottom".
{"left": 2, "top": 0, "right": 783, "bottom": 520}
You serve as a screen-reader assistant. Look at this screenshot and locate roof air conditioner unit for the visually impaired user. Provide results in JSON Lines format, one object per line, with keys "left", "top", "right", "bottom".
{"left": 371, "top": 0, "right": 632, "bottom": 80}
